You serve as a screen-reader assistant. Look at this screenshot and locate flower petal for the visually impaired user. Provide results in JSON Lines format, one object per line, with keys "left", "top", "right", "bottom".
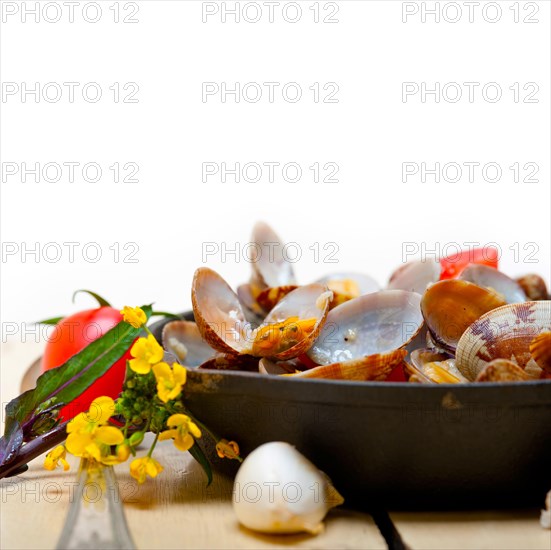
{"left": 167, "top": 414, "right": 187, "bottom": 428}
{"left": 95, "top": 426, "right": 124, "bottom": 446}
{"left": 158, "top": 429, "right": 177, "bottom": 442}
{"left": 173, "top": 364, "right": 187, "bottom": 385}
{"left": 129, "top": 358, "right": 152, "bottom": 374}
{"left": 174, "top": 433, "right": 194, "bottom": 452}
{"left": 153, "top": 362, "right": 172, "bottom": 381}
{"left": 88, "top": 396, "right": 115, "bottom": 424}
{"left": 66, "top": 433, "right": 92, "bottom": 456}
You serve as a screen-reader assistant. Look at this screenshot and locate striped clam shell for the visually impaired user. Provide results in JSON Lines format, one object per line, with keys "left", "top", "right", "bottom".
{"left": 456, "top": 301, "right": 551, "bottom": 381}
{"left": 289, "top": 349, "right": 406, "bottom": 381}
{"left": 530, "top": 331, "right": 551, "bottom": 374}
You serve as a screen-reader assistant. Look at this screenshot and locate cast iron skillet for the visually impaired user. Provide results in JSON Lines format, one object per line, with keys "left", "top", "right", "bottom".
{"left": 151, "top": 313, "right": 551, "bottom": 511}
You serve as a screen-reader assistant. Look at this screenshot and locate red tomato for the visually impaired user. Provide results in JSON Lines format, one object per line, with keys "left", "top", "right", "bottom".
{"left": 41, "top": 307, "right": 132, "bottom": 421}
{"left": 440, "top": 247, "right": 499, "bottom": 280}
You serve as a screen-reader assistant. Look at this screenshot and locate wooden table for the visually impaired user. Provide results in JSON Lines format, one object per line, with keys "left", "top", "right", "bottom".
{"left": 1, "top": 340, "right": 549, "bottom": 550}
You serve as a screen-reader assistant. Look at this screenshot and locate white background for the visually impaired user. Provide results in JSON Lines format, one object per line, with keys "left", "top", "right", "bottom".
{"left": 1, "top": 0, "right": 550, "bottom": 331}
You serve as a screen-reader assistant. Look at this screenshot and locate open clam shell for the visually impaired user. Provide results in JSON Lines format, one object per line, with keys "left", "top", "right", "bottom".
{"left": 252, "top": 284, "right": 333, "bottom": 361}
{"left": 516, "top": 274, "right": 549, "bottom": 301}
{"left": 192, "top": 267, "right": 251, "bottom": 355}
{"left": 290, "top": 349, "right": 406, "bottom": 381}
{"left": 475, "top": 359, "right": 531, "bottom": 382}
{"left": 530, "top": 331, "right": 551, "bottom": 374}
{"left": 250, "top": 222, "right": 297, "bottom": 290}
{"left": 456, "top": 301, "right": 551, "bottom": 381}
{"left": 421, "top": 279, "right": 507, "bottom": 353}
{"left": 388, "top": 260, "right": 440, "bottom": 295}
{"left": 307, "top": 290, "right": 424, "bottom": 366}
{"left": 161, "top": 321, "right": 216, "bottom": 367}
{"left": 316, "top": 272, "right": 380, "bottom": 307}
{"left": 459, "top": 264, "right": 526, "bottom": 304}
{"left": 256, "top": 285, "right": 298, "bottom": 312}
{"left": 236, "top": 284, "right": 265, "bottom": 325}
{"left": 410, "top": 349, "right": 468, "bottom": 384}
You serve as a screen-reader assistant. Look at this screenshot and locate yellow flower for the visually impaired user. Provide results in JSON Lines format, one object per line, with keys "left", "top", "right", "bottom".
{"left": 129, "top": 335, "right": 164, "bottom": 374}
{"left": 120, "top": 306, "right": 147, "bottom": 328}
{"left": 216, "top": 439, "right": 240, "bottom": 460}
{"left": 159, "top": 414, "right": 201, "bottom": 452}
{"left": 130, "top": 456, "right": 163, "bottom": 484}
{"left": 44, "top": 445, "right": 70, "bottom": 471}
{"left": 65, "top": 396, "right": 124, "bottom": 464}
{"left": 116, "top": 442, "right": 131, "bottom": 462}
{"left": 153, "top": 362, "right": 187, "bottom": 403}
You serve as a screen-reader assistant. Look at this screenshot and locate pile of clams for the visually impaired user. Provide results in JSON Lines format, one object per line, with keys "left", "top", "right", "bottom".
{"left": 162, "top": 223, "right": 551, "bottom": 384}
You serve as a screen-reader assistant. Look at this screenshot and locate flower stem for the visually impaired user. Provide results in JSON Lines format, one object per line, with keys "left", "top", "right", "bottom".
{"left": 147, "top": 432, "right": 159, "bottom": 458}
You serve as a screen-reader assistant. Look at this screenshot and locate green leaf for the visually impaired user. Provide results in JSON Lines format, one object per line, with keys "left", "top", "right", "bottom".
{"left": 3, "top": 304, "right": 152, "bottom": 436}
{"left": 150, "top": 311, "right": 182, "bottom": 320}
{"left": 189, "top": 442, "right": 213, "bottom": 486}
{"left": 35, "top": 316, "right": 64, "bottom": 326}
{"left": 72, "top": 289, "right": 112, "bottom": 308}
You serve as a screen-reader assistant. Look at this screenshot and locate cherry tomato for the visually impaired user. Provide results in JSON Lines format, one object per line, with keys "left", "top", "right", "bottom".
{"left": 41, "top": 307, "right": 132, "bottom": 420}
{"left": 440, "top": 247, "right": 499, "bottom": 280}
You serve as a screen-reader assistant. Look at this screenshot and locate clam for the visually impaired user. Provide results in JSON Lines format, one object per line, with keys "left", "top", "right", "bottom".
{"left": 421, "top": 279, "right": 507, "bottom": 353}
{"left": 316, "top": 273, "right": 380, "bottom": 308}
{"left": 530, "top": 331, "right": 551, "bottom": 374}
{"left": 250, "top": 221, "right": 296, "bottom": 292}
{"left": 290, "top": 349, "right": 406, "bottom": 381}
{"left": 409, "top": 349, "right": 468, "bottom": 383}
{"left": 192, "top": 267, "right": 251, "bottom": 355}
{"left": 258, "top": 357, "right": 303, "bottom": 375}
{"left": 252, "top": 284, "right": 332, "bottom": 360}
{"left": 192, "top": 267, "right": 332, "bottom": 361}
{"left": 475, "top": 359, "right": 531, "bottom": 382}
{"left": 161, "top": 321, "right": 216, "bottom": 367}
{"left": 455, "top": 301, "right": 551, "bottom": 381}
{"left": 388, "top": 260, "right": 440, "bottom": 295}
{"left": 199, "top": 354, "right": 259, "bottom": 372}
{"left": 236, "top": 284, "right": 265, "bottom": 325}
{"left": 302, "top": 290, "right": 424, "bottom": 380}
{"left": 256, "top": 285, "right": 298, "bottom": 312}
{"left": 459, "top": 264, "right": 526, "bottom": 303}
{"left": 516, "top": 274, "right": 549, "bottom": 301}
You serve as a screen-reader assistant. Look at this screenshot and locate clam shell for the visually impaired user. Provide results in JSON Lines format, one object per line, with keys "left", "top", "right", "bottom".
{"left": 290, "top": 349, "right": 406, "bottom": 381}
{"left": 516, "top": 274, "right": 549, "bottom": 301}
{"left": 161, "top": 321, "right": 215, "bottom": 367}
{"left": 258, "top": 357, "right": 301, "bottom": 375}
{"left": 250, "top": 222, "right": 296, "bottom": 289}
{"left": 316, "top": 272, "right": 380, "bottom": 307}
{"left": 421, "top": 279, "right": 507, "bottom": 353}
{"left": 237, "top": 284, "right": 265, "bottom": 324}
{"left": 410, "top": 349, "right": 468, "bottom": 383}
{"left": 198, "top": 354, "right": 259, "bottom": 372}
{"left": 388, "top": 260, "right": 440, "bottom": 295}
{"left": 256, "top": 285, "right": 298, "bottom": 312}
{"left": 459, "top": 264, "right": 526, "bottom": 303}
{"left": 307, "top": 290, "right": 424, "bottom": 366}
{"left": 192, "top": 268, "right": 251, "bottom": 355}
{"left": 530, "top": 331, "right": 551, "bottom": 373}
{"left": 254, "top": 284, "right": 332, "bottom": 361}
{"left": 456, "top": 301, "right": 551, "bottom": 381}
{"left": 475, "top": 359, "right": 531, "bottom": 382}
